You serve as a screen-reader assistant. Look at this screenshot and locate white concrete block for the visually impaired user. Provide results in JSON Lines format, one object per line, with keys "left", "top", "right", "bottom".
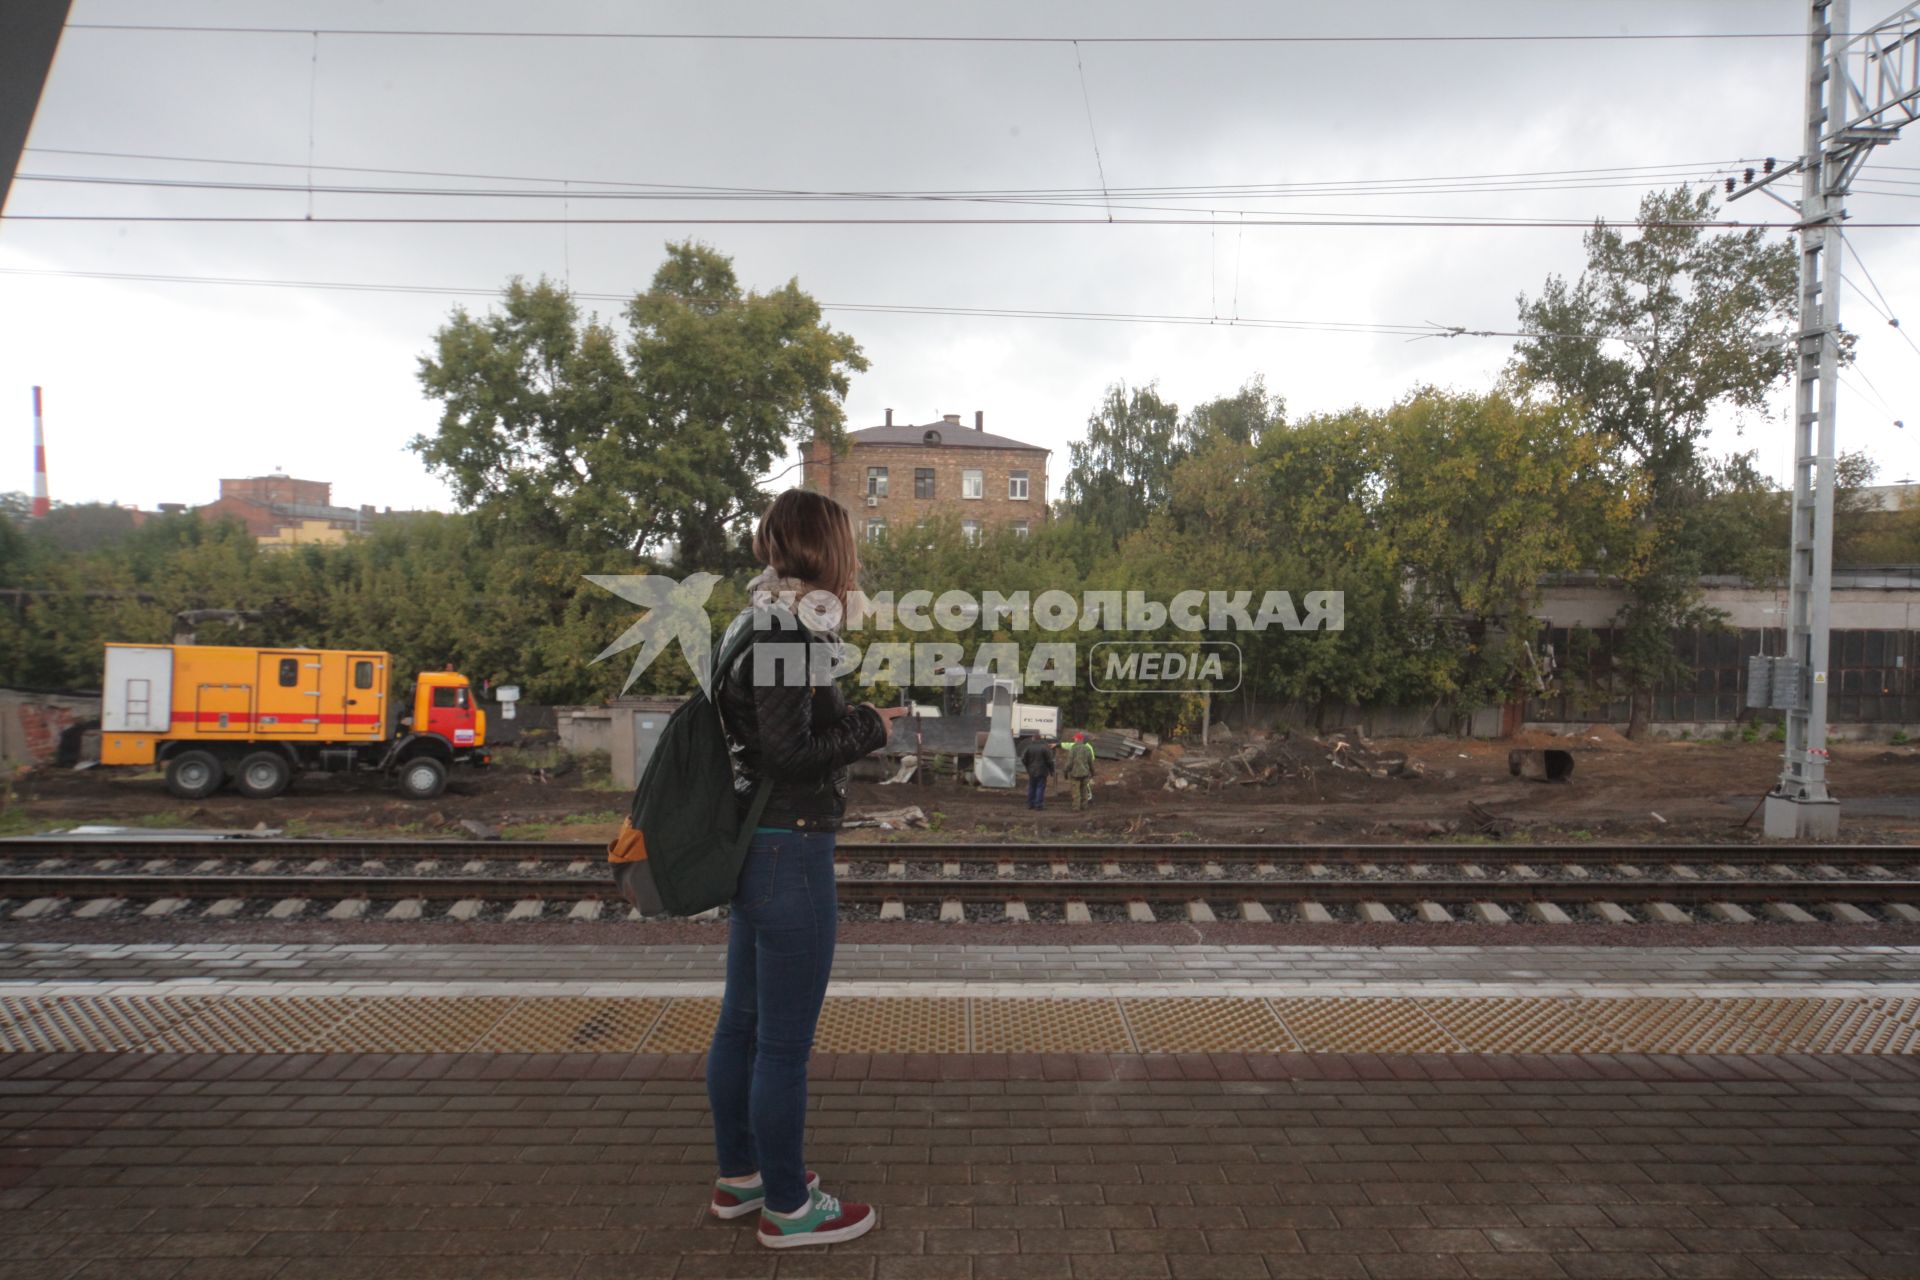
{"left": 1470, "top": 901, "right": 1512, "bottom": 924}
{"left": 73, "top": 898, "right": 124, "bottom": 919}
{"left": 1509, "top": 864, "right": 1538, "bottom": 879}
{"left": 1357, "top": 902, "right": 1395, "bottom": 924}
{"left": 13, "top": 897, "right": 65, "bottom": 919}
{"left": 1065, "top": 901, "right": 1092, "bottom": 924}
{"left": 997, "top": 862, "right": 1015, "bottom": 878}
{"left": 1102, "top": 862, "right": 1123, "bottom": 878}
{"left": 140, "top": 898, "right": 186, "bottom": 918}
{"left": 1306, "top": 863, "right": 1330, "bottom": 877}
{"left": 1405, "top": 864, "right": 1430, "bottom": 878}
{"left": 1704, "top": 902, "right": 1754, "bottom": 924}
{"left": 505, "top": 900, "right": 545, "bottom": 921}
{"left": 1592, "top": 902, "right": 1635, "bottom": 924}
{"left": 325, "top": 899, "right": 369, "bottom": 921}
{"left": 878, "top": 900, "right": 906, "bottom": 921}
{"left": 267, "top": 898, "right": 309, "bottom": 919}
{"left": 463, "top": 861, "right": 487, "bottom": 873}
{"left": 446, "top": 899, "right": 484, "bottom": 921}
{"left": 1821, "top": 902, "right": 1874, "bottom": 924}
{"left": 1155, "top": 862, "right": 1175, "bottom": 877}
{"left": 1003, "top": 900, "right": 1030, "bottom": 922}
{"left": 942, "top": 863, "right": 961, "bottom": 878}
{"left": 1239, "top": 902, "right": 1272, "bottom": 922}
{"left": 1613, "top": 864, "right": 1644, "bottom": 877}
{"left": 568, "top": 900, "right": 603, "bottom": 922}
{"left": 413, "top": 861, "right": 439, "bottom": 873}
{"left": 1127, "top": 901, "right": 1156, "bottom": 923}
{"left": 887, "top": 861, "right": 907, "bottom": 877}
{"left": 1459, "top": 864, "right": 1486, "bottom": 878}
{"left": 1645, "top": 902, "right": 1691, "bottom": 924}
{"left": 939, "top": 899, "right": 966, "bottom": 923}
{"left": 1203, "top": 862, "right": 1225, "bottom": 878}
{"left": 246, "top": 860, "right": 279, "bottom": 873}
{"left": 1526, "top": 902, "right": 1573, "bottom": 925}
{"left": 301, "top": 860, "right": 333, "bottom": 873}
{"left": 1415, "top": 901, "right": 1452, "bottom": 923}
{"left": 1049, "top": 862, "right": 1070, "bottom": 878}
{"left": 191, "top": 859, "right": 224, "bottom": 873}
{"left": 1299, "top": 902, "right": 1335, "bottom": 924}
{"left": 1882, "top": 903, "right": 1920, "bottom": 923}
{"left": 384, "top": 899, "right": 425, "bottom": 921}
{"left": 1561, "top": 865, "right": 1589, "bottom": 879}
{"left": 1669, "top": 864, "right": 1701, "bottom": 879}
{"left": 1186, "top": 901, "right": 1216, "bottom": 923}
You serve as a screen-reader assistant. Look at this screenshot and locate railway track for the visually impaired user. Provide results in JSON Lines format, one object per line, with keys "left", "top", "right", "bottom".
{"left": 1, "top": 838, "right": 1918, "bottom": 926}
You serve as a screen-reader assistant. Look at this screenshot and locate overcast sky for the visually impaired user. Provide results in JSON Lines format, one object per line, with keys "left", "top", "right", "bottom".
{"left": 2, "top": 0, "right": 1916, "bottom": 517}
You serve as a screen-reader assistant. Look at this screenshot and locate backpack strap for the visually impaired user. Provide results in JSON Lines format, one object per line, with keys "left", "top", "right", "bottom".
{"left": 712, "top": 610, "right": 775, "bottom": 852}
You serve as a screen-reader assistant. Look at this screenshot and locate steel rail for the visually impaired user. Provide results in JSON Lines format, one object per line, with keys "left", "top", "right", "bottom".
{"left": 3, "top": 837, "right": 1917, "bottom": 865}
{"left": 1, "top": 873, "right": 1915, "bottom": 908}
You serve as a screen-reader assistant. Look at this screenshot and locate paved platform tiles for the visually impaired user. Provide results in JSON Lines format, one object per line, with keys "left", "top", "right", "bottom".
{"left": 0, "top": 1051, "right": 1916, "bottom": 1279}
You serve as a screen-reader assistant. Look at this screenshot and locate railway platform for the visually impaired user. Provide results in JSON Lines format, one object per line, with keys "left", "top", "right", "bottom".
{"left": 1, "top": 940, "right": 1917, "bottom": 1279}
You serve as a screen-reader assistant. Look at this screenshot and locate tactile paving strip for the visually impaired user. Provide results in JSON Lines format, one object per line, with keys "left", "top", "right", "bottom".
{"left": 476, "top": 998, "right": 666, "bottom": 1054}
{"left": 1418, "top": 998, "right": 1629, "bottom": 1054}
{"left": 972, "top": 998, "right": 1134, "bottom": 1053}
{"left": 1121, "top": 998, "right": 1294, "bottom": 1053}
{"left": 639, "top": 997, "right": 723, "bottom": 1053}
{"left": 0, "top": 994, "right": 1916, "bottom": 1055}
{"left": 0, "top": 994, "right": 209, "bottom": 1053}
{"left": 814, "top": 998, "right": 967, "bottom": 1053}
{"left": 141, "top": 997, "right": 365, "bottom": 1054}
{"left": 1565, "top": 998, "right": 1793, "bottom": 1055}
{"left": 1272, "top": 998, "right": 1460, "bottom": 1054}
{"left": 313, "top": 998, "right": 519, "bottom": 1054}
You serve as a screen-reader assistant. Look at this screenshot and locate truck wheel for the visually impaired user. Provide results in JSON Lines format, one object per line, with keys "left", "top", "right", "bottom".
{"left": 235, "top": 751, "right": 293, "bottom": 800}
{"left": 165, "top": 750, "right": 223, "bottom": 800}
{"left": 397, "top": 757, "right": 448, "bottom": 800}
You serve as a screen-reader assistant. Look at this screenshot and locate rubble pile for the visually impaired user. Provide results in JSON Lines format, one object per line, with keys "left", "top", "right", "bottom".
{"left": 1163, "top": 729, "right": 1423, "bottom": 791}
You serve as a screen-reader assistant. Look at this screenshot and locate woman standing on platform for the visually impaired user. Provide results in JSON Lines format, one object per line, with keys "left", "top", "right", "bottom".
{"left": 704, "top": 489, "right": 904, "bottom": 1248}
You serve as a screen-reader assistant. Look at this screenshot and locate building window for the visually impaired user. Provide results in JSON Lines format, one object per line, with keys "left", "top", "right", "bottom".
{"left": 867, "top": 517, "right": 887, "bottom": 541}
{"left": 1008, "top": 470, "right": 1030, "bottom": 501}
{"left": 277, "top": 658, "right": 299, "bottom": 687}
{"left": 866, "top": 466, "right": 888, "bottom": 498}
{"left": 962, "top": 519, "right": 981, "bottom": 546}
{"left": 914, "top": 468, "right": 935, "bottom": 499}
{"left": 432, "top": 686, "right": 470, "bottom": 709}
{"left": 1013, "top": 520, "right": 1030, "bottom": 538}
{"left": 962, "top": 469, "right": 984, "bottom": 500}
{"left": 353, "top": 660, "right": 375, "bottom": 689}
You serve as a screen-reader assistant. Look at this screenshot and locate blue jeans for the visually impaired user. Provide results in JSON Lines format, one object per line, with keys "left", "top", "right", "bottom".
{"left": 706, "top": 829, "right": 838, "bottom": 1213}
{"left": 1026, "top": 775, "right": 1047, "bottom": 809}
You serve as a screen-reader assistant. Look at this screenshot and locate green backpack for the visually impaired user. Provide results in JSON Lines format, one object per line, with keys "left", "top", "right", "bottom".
{"left": 607, "top": 615, "right": 772, "bottom": 916}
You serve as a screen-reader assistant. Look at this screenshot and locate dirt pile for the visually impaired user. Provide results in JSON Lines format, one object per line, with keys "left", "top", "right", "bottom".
{"left": 1163, "top": 729, "right": 1423, "bottom": 792}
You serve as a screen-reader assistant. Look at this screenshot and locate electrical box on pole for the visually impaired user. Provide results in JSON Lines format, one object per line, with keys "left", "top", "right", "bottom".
{"left": 1728, "top": 0, "right": 1919, "bottom": 839}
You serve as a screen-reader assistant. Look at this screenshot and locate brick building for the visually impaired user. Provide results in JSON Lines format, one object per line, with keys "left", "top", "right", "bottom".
{"left": 803, "top": 411, "right": 1049, "bottom": 542}
{"left": 193, "top": 474, "right": 379, "bottom": 546}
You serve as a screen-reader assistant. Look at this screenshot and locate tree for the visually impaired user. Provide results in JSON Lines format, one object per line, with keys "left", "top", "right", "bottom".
{"left": 1181, "top": 376, "right": 1285, "bottom": 449}
{"left": 1373, "top": 389, "right": 1623, "bottom": 718}
{"left": 1509, "top": 186, "right": 1797, "bottom": 736}
{"left": 415, "top": 242, "right": 866, "bottom": 564}
{"left": 1062, "top": 382, "right": 1181, "bottom": 541}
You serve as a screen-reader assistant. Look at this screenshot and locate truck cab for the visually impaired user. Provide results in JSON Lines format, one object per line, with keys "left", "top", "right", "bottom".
{"left": 414, "top": 671, "right": 486, "bottom": 750}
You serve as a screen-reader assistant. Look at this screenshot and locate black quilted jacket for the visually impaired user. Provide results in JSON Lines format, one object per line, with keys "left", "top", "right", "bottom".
{"left": 715, "top": 607, "right": 889, "bottom": 833}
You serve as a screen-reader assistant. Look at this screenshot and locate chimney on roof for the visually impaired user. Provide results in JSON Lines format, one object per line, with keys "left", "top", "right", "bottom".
{"left": 942, "top": 413, "right": 961, "bottom": 425}
{"left": 975, "top": 410, "right": 984, "bottom": 432}
{"left": 884, "top": 408, "right": 893, "bottom": 426}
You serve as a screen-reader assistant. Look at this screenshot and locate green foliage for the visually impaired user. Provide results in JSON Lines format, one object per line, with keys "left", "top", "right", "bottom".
{"left": 1509, "top": 187, "right": 1798, "bottom": 734}
{"left": 1062, "top": 382, "right": 1182, "bottom": 541}
{"left": 414, "top": 242, "right": 865, "bottom": 562}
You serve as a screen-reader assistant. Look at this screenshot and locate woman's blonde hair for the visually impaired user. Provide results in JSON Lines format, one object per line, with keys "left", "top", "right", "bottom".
{"left": 752, "top": 488, "right": 860, "bottom": 601}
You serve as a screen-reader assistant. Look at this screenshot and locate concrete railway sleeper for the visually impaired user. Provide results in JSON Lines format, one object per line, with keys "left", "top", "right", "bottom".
{"left": 2, "top": 872, "right": 1918, "bottom": 926}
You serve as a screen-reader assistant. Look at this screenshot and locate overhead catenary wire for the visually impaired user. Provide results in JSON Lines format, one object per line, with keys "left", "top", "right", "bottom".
{"left": 1842, "top": 239, "right": 1920, "bottom": 366}
{"left": 0, "top": 264, "right": 1552, "bottom": 340}
{"left": 61, "top": 22, "right": 1825, "bottom": 44}
{"left": 12, "top": 147, "right": 1780, "bottom": 202}
{"left": 11, "top": 212, "right": 1917, "bottom": 228}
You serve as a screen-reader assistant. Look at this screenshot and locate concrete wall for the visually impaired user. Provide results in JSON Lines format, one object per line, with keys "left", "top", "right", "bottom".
{"left": 1536, "top": 580, "right": 1920, "bottom": 631}
{"left": 0, "top": 689, "right": 100, "bottom": 767}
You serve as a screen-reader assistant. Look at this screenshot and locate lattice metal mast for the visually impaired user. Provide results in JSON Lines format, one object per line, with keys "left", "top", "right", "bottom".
{"left": 1730, "top": 0, "right": 1918, "bottom": 839}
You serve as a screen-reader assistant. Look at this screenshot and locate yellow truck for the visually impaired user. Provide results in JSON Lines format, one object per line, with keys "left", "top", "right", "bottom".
{"left": 99, "top": 643, "right": 488, "bottom": 800}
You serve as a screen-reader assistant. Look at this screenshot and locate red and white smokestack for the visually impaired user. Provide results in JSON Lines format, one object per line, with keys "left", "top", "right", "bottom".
{"left": 30, "top": 386, "right": 50, "bottom": 517}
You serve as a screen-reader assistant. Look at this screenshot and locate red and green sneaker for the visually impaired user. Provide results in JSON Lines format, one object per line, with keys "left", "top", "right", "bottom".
{"left": 710, "top": 1170, "right": 820, "bottom": 1220}
{"left": 757, "top": 1186, "right": 877, "bottom": 1249}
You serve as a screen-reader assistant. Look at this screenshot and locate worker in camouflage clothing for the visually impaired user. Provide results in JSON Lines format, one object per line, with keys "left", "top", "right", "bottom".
{"left": 1063, "top": 731, "right": 1097, "bottom": 812}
